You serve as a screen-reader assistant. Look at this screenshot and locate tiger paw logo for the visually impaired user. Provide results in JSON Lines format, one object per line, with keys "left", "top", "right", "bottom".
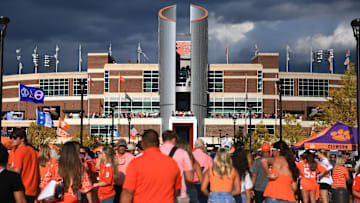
{"left": 330, "top": 129, "right": 353, "bottom": 141}
{"left": 176, "top": 42, "right": 191, "bottom": 55}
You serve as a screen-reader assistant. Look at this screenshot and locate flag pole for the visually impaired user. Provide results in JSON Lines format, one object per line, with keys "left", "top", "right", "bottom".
{"left": 79, "top": 44, "right": 82, "bottom": 72}
{"left": 118, "top": 73, "right": 121, "bottom": 138}
{"left": 310, "top": 46, "right": 313, "bottom": 73}
{"left": 286, "top": 44, "right": 289, "bottom": 72}
{"left": 226, "top": 44, "right": 229, "bottom": 64}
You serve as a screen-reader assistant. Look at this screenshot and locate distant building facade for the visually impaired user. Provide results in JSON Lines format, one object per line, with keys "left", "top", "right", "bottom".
{"left": 2, "top": 5, "right": 343, "bottom": 145}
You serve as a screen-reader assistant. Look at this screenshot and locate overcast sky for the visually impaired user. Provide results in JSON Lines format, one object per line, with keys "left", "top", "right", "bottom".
{"left": 1, "top": 0, "right": 359, "bottom": 75}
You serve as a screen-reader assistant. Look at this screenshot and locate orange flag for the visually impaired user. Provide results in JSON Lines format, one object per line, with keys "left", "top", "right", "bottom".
{"left": 59, "top": 118, "right": 70, "bottom": 130}
{"left": 120, "top": 74, "right": 126, "bottom": 82}
{"left": 57, "top": 128, "right": 69, "bottom": 137}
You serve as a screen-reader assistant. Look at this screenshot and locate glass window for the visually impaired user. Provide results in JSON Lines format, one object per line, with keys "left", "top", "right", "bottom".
{"left": 73, "top": 78, "right": 88, "bottom": 96}
{"left": 208, "top": 70, "right": 223, "bottom": 92}
{"left": 143, "top": 70, "right": 159, "bottom": 92}
{"left": 40, "top": 79, "right": 69, "bottom": 96}
{"left": 279, "top": 78, "right": 294, "bottom": 96}
{"left": 207, "top": 97, "right": 263, "bottom": 118}
{"left": 104, "top": 70, "right": 109, "bottom": 93}
{"left": 257, "top": 70, "right": 262, "bottom": 93}
{"left": 298, "top": 79, "right": 328, "bottom": 97}
{"left": 104, "top": 96, "right": 160, "bottom": 116}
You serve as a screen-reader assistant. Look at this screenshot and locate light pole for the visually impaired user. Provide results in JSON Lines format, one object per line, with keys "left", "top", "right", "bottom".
{"left": 218, "top": 129, "right": 222, "bottom": 144}
{"left": 276, "top": 80, "right": 283, "bottom": 141}
{"left": 110, "top": 107, "right": 115, "bottom": 147}
{"left": 0, "top": 16, "right": 10, "bottom": 141}
{"left": 351, "top": 18, "right": 360, "bottom": 156}
{"left": 127, "top": 114, "right": 131, "bottom": 143}
{"left": 232, "top": 115, "right": 237, "bottom": 142}
{"left": 248, "top": 106, "right": 253, "bottom": 151}
{"left": 80, "top": 80, "right": 85, "bottom": 146}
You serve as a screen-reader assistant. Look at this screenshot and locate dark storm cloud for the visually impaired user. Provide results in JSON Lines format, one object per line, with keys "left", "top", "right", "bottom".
{"left": 1, "top": 0, "right": 359, "bottom": 75}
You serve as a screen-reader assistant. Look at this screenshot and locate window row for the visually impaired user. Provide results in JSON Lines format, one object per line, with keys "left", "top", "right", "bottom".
{"left": 104, "top": 97, "right": 160, "bottom": 116}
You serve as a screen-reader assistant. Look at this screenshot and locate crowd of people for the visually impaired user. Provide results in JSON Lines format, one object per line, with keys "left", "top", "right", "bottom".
{"left": 2, "top": 128, "right": 360, "bottom": 203}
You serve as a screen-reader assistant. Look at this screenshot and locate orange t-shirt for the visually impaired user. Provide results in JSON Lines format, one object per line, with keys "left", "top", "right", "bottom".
{"left": 209, "top": 167, "right": 234, "bottom": 192}
{"left": 353, "top": 174, "right": 360, "bottom": 202}
{"left": 98, "top": 163, "right": 115, "bottom": 201}
{"left": 297, "top": 160, "right": 326, "bottom": 191}
{"left": 123, "top": 147, "right": 181, "bottom": 203}
{"left": 332, "top": 166, "right": 349, "bottom": 189}
{"left": 12, "top": 145, "right": 40, "bottom": 196}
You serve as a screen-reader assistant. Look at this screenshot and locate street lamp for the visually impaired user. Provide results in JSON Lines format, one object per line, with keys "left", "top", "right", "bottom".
{"left": 127, "top": 113, "right": 131, "bottom": 143}
{"left": 232, "top": 115, "right": 237, "bottom": 142}
{"left": 218, "top": 129, "right": 222, "bottom": 144}
{"left": 351, "top": 18, "right": 360, "bottom": 156}
{"left": 110, "top": 107, "right": 115, "bottom": 147}
{"left": 0, "top": 16, "right": 10, "bottom": 142}
{"left": 248, "top": 105, "right": 253, "bottom": 151}
{"left": 276, "top": 80, "right": 283, "bottom": 141}
{"left": 80, "top": 79, "right": 85, "bottom": 146}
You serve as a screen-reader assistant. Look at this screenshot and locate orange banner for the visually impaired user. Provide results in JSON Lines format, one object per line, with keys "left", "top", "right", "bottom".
{"left": 304, "top": 143, "right": 357, "bottom": 151}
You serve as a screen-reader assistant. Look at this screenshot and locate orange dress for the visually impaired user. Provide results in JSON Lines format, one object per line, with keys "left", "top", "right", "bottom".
{"left": 263, "top": 171, "right": 296, "bottom": 202}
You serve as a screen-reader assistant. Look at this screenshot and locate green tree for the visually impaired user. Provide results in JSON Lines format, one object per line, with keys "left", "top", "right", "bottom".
{"left": 245, "top": 121, "right": 272, "bottom": 150}
{"left": 70, "top": 132, "right": 102, "bottom": 148}
{"left": 27, "top": 122, "right": 57, "bottom": 148}
{"left": 315, "top": 64, "right": 356, "bottom": 129}
{"left": 272, "top": 115, "right": 307, "bottom": 146}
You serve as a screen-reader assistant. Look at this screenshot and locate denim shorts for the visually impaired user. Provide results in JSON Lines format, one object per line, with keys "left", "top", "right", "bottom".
{"left": 265, "top": 197, "right": 295, "bottom": 203}
{"left": 208, "top": 192, "right": 235, "bottom": 203}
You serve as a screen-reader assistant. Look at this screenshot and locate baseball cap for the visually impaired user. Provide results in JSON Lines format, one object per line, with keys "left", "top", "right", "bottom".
{"left": 261, "top": 143, "right": 271, "bottom": 152}
{"left": 221, "top": 140, "right": 232, "bottom": 150}
{"left": 117, "top": 139, "right": 127, "bottom": 147}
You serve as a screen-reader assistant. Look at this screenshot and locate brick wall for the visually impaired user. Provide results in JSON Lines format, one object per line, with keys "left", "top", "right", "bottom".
{"left": 263, "top": 81, "right": 275, "bottom": 94}
{"left": 263, "top": 99, "right": 275, "bottom": 114}
{"left": 224, "top": 79, "right": 244, "bottom": 92}
{"left": 88, "top": 55, "right": 108, "bottom": 69}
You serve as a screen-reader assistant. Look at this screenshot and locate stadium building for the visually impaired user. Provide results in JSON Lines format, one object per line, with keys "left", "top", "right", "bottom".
{"left": 2, "top": 5, "right": 343, "bottom": 146}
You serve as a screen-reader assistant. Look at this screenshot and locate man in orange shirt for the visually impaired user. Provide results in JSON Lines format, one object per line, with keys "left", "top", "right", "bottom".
{"left": 8, "top": 128, "right": 40, "bottom": 203}
{"left": 121, "top": 129, "right": 181, "bottom": 203}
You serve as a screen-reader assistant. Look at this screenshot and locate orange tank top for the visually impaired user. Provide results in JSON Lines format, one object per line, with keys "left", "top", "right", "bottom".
{"left": 209, "top": 167, "right": 234, "bottom": 192}
{"left": 263, "top": 171, "right": 296, "bottom": 202}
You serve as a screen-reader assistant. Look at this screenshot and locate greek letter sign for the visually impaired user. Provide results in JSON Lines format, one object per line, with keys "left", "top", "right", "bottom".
{"left": 19, "top": 84, "right": 45, "bottom": 104}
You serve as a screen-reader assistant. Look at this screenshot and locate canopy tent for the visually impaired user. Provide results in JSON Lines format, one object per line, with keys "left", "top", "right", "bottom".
{"left": 292, "top": 121, "right": 357, "bottom": 151}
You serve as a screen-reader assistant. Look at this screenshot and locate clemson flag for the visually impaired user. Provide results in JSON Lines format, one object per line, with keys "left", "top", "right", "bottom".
{"left": 57, "top": 128, "right": 69, "bottom": 137}
{"left": 59, "top": 118, "right": 70, "bottom": 130}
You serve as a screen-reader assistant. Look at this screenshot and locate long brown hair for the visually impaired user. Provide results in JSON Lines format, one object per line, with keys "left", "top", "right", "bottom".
{"left": 176, "top": 140, "right": 195, "bottom": 164}
{"left": 58, "top": 141, "right": 83, "bottom": 194}
{"left": 273, "top": 141, "right": 299, "bottom": 182}
{"left": 38, "top": 144, "right": 51, "bottom": 167}
{"left": 303, "top": 151, "right": 317, "bottom": 171}
{"left": 102, "top": 146, "right": 119, "bottom": 179}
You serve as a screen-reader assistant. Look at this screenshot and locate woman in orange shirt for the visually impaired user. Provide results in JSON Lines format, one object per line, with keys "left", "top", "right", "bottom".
{"left": 38, "top": 144, "right": 57, "bottom": 182}
{"left": 261, "top": 141, "right": 299, "bottom": 203}
{"left": 352, "top": 166, "right": 360, "bottom": 203}
{"left": 296, "top": 151, "right": 326, "bottom": 203}
{"left": 201, "top": 148, "right": 241, "bottom": 203}
{"left": 94, "top": 146, "right": 118, "bottom": 203}
{"left": 39, "top": 141, "right": 93, "bottom": 203}
{"left": 332, "top": 157, "right": 350, "bottom": 202}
